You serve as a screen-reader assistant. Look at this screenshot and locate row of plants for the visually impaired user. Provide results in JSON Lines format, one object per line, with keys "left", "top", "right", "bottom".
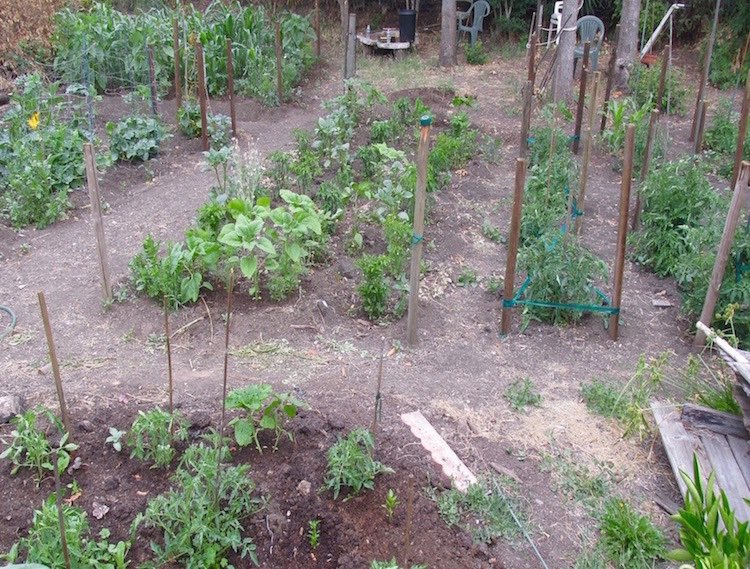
{"left": 703, "top": 97, "right": 750, "bottom": 179}
{"left": 52, "top": 1, "right": 314, "bottom": 105}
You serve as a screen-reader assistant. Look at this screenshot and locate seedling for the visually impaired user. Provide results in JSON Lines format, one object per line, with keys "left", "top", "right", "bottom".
{"left": 503, "top": 378, "right": 542, "bottom": 412}
{"left": 307, "top": 519, "right": 320, "bottom": 550}
{"left": 370, "top": 560, "right": 427, "bottom": 569}
{"left": 383, "top": 488, "right": 399, "bottom": 522}
{"left": 324, "top": 428, "right": 393, "bottom": 500}
{"left": 482, "top": 220, "right": 504, "bottom": 243}
{"left": 105, "top": 427, "right": 126, "bottom": 452}
{"left": 456, "top": 268, "right": 478, "bottom": 288}
{"left": 127, "top": 407, "right": 188, "bottom": 468}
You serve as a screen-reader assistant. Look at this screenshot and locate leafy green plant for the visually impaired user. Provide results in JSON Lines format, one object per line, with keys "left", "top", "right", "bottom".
{"left": 383, "top": 488, "right": 399, "bottom": 522}
{"left": 106, "top": 427, "right": 126, "bottom": 452}
{"left": 127, "top": 407, "right": 188, "bottom": 468}
{"left": 3, "top": 494, "right": 129, "bottom": 568}
{"left": 132, "top": 440, "right": 265, "bottom": 568}
{"left": 465, "top": 39, "right": 489, "bottom": 65}
{"left": 357, "top": 255, "right": 389, "bottom": 320}
{"left": 667, "top": 455, "right": 750, "bottom": 568}
{"left": 324, "top": 428, "right": 393, "bottom": 500}
{"left": 581, "top": 379, "right": 626, "bottom": 420}
{"left": 681, "top": 353, "right": 741, "bottom": 415}
{"left": 208, "top": 114, "right": 232, "bottom": 149}
{"left": 370, "top": 560, "right": 427, "bottom": 569}
{"left": 226, "top": 384, "right": 303, "bottom": 452}
{"left": 629, "top": 63, "right": 687, "bottom": 114}
{"left": 600, "top": 498, "right": 666, "bottom": 569}
{"left": 457, "top": 268, "right": 478, "bottom": 288}
{"left": 0, "top": 407, "right": 77, "bottom": 484}
{"left": 504, "top": 378, "right": 542, "bottom": 412}
{"left": 107, "top": 115, "right": 166, "bottom": 162}
{"left": 177, "top": 101, "right": 202, "bottom": 138}
{"left": 482, "top": 220, "right": 503, "bottom": 243}
{"left": 541, "top": 452, "right": 612, "bottom": 510}
{"left": 704, "top": 98, "right": 750, "bottom": 177}
{"left": 307, "top": 519, "right": 320, "bottom": 550}
{"left": 601, "top": 96, "right": 665, "bottom": 174}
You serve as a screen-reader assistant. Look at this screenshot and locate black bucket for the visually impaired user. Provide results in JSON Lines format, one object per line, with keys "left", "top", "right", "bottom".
{"left": 398, "top": 9, "right": 417, "bottom": 43}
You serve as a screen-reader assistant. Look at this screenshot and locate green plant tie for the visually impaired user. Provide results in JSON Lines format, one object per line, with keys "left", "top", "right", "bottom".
{"left": 502, "top": 273, "right": 618, "bottom": 315}
{"left": 411, "top": 234, "right": 424, "bottom": 246}
{"left": 568, "top": 134, "right": 580, "bottom": 142}
{"left": 527, "top": 136, "right": 536, "bottom": 145}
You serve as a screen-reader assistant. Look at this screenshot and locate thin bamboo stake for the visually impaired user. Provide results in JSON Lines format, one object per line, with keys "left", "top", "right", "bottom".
{"left": 84, "top": 143, "right": 112, "bottom": 303}
{"left": 148, "top": 45, "right": 158, "bottom": 116}
{"left": 694, "top": 100, "right": 708, "bottom": 155}
{"left": 163, "top": 296, "right": 174, "bottom": 422}
{"left": 573, "top": 41, "right": 590, "bottom": 154}
{"left": 731, "top": 68, "right": 750, "bottom": 189}
{"left": 600, "top": 24, "right": 620, "bottom": 134}
{"left": 38, "top": 292, "right": 72, "bottom": 434}
{"left": 275, "top": 19, "right": 284, "bottom": 103}
{"left": 609, "top": 124, "right": 636, "bottom": 340}
{"left": 632, "top": 109, "right": 660, "bottom": 229}
{"left": 655, "top": 45, "right": 670, "bottom": 112}
{"left": 173, "top": 18, "right": 181, "bottom": 114}
{"left": 527, "top": 32, "right": 538, "bottom": 85}
{"left": 53, "top": 450, "right": 72, "bottom": 569}
{"left": 501, "top": 159, "right": 527, "bottom": 335}
{"left": 694, "top": 162, "right": 750, "bottom": 347}
{"left": 406, "top": 116, "right": 432, "bottom": 346}
{"left": 226, "top": 39, "right": 237, "bottom": 139}
{"left": 219, "top": 269, "right": 235, "bottom": 443}
{"left": 402, "top": 476, "right": 415, "bottom": 567}
{"left": 519, "top": 80, "right": 533, "bottom": 159}
{"left": 691, "top": 0, "right": 721, "bottom": 141}
{"left": 371, "top": 342, "right": 385, "bottom": 450}
{"left": 196, "top": 42, "right": 209, "bottom": 151}
{"left": 575, "top": 71, "right": 601, "bottom": 235}
{"left": 315, "top": 0, "right": 322, "bottom": 59}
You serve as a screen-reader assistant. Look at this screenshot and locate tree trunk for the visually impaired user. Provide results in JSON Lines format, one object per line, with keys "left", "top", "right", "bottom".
{"left": 553, "top": 0, "right": 578, "bottom": 102}
{"left": 337, "top": 0, "right": 349, "bottom": 44}
{"left": 615, "top": 0, "right": 641, "bottom": 87}
{"left": 440, "top": 0, "right": 457, "bottom": 67}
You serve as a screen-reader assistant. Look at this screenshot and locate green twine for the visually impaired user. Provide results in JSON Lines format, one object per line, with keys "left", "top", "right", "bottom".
{"left": 411, "top": 234, "right": 424, "bottom": 246}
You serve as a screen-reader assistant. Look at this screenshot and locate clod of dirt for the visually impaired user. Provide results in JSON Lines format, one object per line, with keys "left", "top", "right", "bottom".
{"left": 327, "top": 417, "right": 345, "bottom": 430}
{"left": 335, "top": 257, "right": 358, "bottom": 280}
{"left": 296, "top": 480, "right": 311, "bottom": 496}
{"left": 187, "top": 410, "right": 211, "bottom": 430}
{"left": 0, "top": 395, "right": 23, "bottom": 423}
{"left": 103, "top": 476, "right": 120, "bottom": 491}
{"left": 79, "top": 419, "right": 96, "bottom": 432}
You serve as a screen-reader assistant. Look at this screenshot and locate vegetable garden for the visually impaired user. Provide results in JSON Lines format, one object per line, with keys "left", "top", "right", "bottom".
{"left": 2, "top": 2, "right": 750, "bottom": 569}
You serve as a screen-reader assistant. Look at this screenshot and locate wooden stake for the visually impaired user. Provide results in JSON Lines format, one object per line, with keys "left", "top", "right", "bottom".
{"left": 694, "top": 162, "right": 750, "bottom": 347}
{"left": 575, "top": 71, "right": 601, "bottom": 235}
{"left": 84, "top": 143, "right": 112, "bottom": 303}
{"left": 691, "top": 0, "right": 721, "bottom": 141}
{"left": 527, "top": 32, "right": 538, "bottom": 85}
{"left": 600, "top": 24, "right": 619, "bottom": 134}
{"left": 402, "top": 476, "right": 415, "bottom": 567}
{"left": 632, "top": 109, "right": 660, "bottom": 230}
{"left": 226, "top": 38, "right": 237, "bottom": 138}
{"left": 573, "top": 41, "right": 590, "bottom": 155}
{"left": 315, "top": 0, "right": 322, "bottom": 59}
{"left": 500, "top": 158, "right": 527, "bottom": 335}
{"left": 731, "top": 68, "right": 750, "bottom": 189}
{"left": 655, "top": 45, "right": 670, "bottom": 112}
{"left": 274, "top": 19, "right": 284, "bottom": 104}
{"left": 406, "top": 116, "right": 432, "bottom": 347}
{"left": 196, "top": 42, "right": 209, "bottom": 151}
{"left": 163, "top": 296, "right": 174, "bottom": 421}
{"left": 371, "top": 342, "right": 385, "bottom": 449}
{"left": 519, "top": 80, "right": 533, "bottom": 159}
{"left": 148, "top": 45, "right": 158, "bottom": 116}
{"left": 609, "top": 124, "right": 635, "bottom": 340}
{"left": 173, "top": 18, "right": 181, "bottom": 115}
{"left": 53, "top": 450, "right": 72, "bottom": 569}
{"left": 38, "top": 292, "right": 71, "bottom": 435}
{"left": 219, "top": 269, "right": 235, "bottom": 443}
{"left": 694, "top": 100, "right": 708, "bottom": 155}
{"left": 344, "top": 13, "right": 357, "bottom": 81}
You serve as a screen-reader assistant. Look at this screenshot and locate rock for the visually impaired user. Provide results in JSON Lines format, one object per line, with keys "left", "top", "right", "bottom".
{"left": 296, "top": 480, "right": 312, "bottom": 496}
{"left": 328, "top": 417, "right": 345, "bottom": 430}
{"left": 103, "top": 477, "right": 120, "bottom": 491}
{"left": 335, "top": 257, "right": 358, "bottom": 280}
{"left": 0, "top": 395, "right": 23, "bottom": 423}
{"left": 188, "top": 410, "right": 211, "bottom": 430}
{"left": 79, "top": 420, "right": 95, "bottom": 433}
{"left": 92, "top": 502, "right": 109, "bottom": 520}
{"left": 316, "top": 299, "right": 330, "bottom": 316}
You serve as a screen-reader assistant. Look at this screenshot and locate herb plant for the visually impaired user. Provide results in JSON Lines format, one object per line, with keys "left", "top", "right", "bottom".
{"left": 465, "top": 40, "right": 489, "bottom": 65}
{"left": 383, "top": 488, "right": 399, "bottom": 522}
{"left": 324, "top": 428, "right": 393, "bottom": 500}
{"left": 307, "top": 519, "right": 320, "bottom": 550}
{"left": 127, "top": 407, "right": 188, "bottom": 468}
{"left": 177, "top": 102, "right": 202, "bottom": 138}
{"left": 106, "top": 427, "right": 126, "bottom": 452}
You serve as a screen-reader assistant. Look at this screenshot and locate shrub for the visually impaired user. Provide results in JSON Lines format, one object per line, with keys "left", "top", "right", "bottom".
{"left": 107, "top": 115, "right": 167, "bottom": 161}
{"left": 465, "top": 40, "right": 489, "bottom": 65}
{"left": 629, "top": 63, "right": 687, "bottom": 114}
{"left": 177, "top": 101, "right": 201, "bottom": 138}
{"left": 357, "top": 255, "right": 389, "bottom": 320}
{"left": 704, "top": 98, "right": 750, "bottom": 177}
{"left": 324, "top": 428, "right": 393, "bottom": 500}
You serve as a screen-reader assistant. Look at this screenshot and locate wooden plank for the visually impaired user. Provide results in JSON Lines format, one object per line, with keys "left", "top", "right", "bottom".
{"left": 727, "top": 434, "right": 750, "bottom": 489}
{"left": 682, "top": 403, "right": 749, "bottom": 439}
{"left": 651, "top": 401, "right": 709, "bottom": 498}
{"left": 700, "top": 430, "right": 750, "bottom": 522}
{"left": 401, "top": 410, "right": 477, "bottom": 492}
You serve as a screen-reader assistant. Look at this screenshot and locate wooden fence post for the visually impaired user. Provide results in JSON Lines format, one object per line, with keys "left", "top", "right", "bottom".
{"left": 527, "top": 32, "right": 538, "bottom": 85}
{"left": 196, "top": 42, "right": 209, "bottom": 151}
{"left": 573, "top": 41, "right": 590, "bottom": 154}
{"left": 600, "top": 24, "right": 619, "bottom": 134}
{"left": 275, "top": 19, "right": 284, "bottom": 104}
{"left": 406, "top": 116, "right": 433, "bottom": 347}
{"left": 173, "top": 18, "right": 181, "bottom": 115}
{"left": 691, "top": 0, "right": 721, "bottom": 141}
{"left": 84, "top": 143, "right": 112, "bottom": 303}
{"left": 731, "top": 68, "right": 750, "bottom": 189}
{"left": 694, "top": 100, "right": 708, "bottom": 155}
{"left": 148, "top": 46, "right": 158, "bottom": 116}
{"left": 609, "top": 124, "right": 635, "bottom": 340}
{"left": 655, "top": 45, "right": 670, "bottom": 112}
{"left": 226, "top": 38, "right": 237, "bottom": 138}
{"left": 315, "top": 0, "right": 322, "bottom": 59}
{"left": 344, "top": 13, "right": 357, "bottom": 81}
{"left": 575, "top": 71, "right": 600, "bottom": 235}
{"left": 500, "top": 158, "right": 527, "bottom": 335}
{"left": 632, "top": 108, "right": 660, "bottom": 230}
{"left": 519, "top": 80, "right": 533, "bottom": 159}
{"left": 694, "top": 162, "right": 750, "bottom": 347}
{"left": 38, "top": 292, "right": 72, "bottom": 435}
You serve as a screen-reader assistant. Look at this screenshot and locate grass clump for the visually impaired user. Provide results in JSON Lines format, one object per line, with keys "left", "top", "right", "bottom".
{"left": 504, "top": 378, "right": 542, "bottom": 412}
{"left": 541, "top": 452, "right": 612, "bottom": 511}
{"left": 600, "top": 498, "right": 666, "bottom": 569}
{"left": 465, "top": 40, "right": 489, "bottom": 65}
{"left": 324, "top": 428, "right": 393, "bottom": 500}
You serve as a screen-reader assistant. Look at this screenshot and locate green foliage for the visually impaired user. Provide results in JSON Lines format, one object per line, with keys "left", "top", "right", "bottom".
{"left": 482, "top": 220, "right": 503, "bottom": 243}
{"left": 504, "top": 378, "right": 542, "bottom": 412}
{"left": 226, "top": 384, "right": 303, "bottom": 452}
{"left": 434, "top": 477, "right": 522, "bottom": 544}
{"left": 457, "top": 267, "right": 479, "bottom": 287}
{"left": 383, "top": 488, "right": 399, "bottom": 522}
{"left": 518, "top": 159, "right": 577, "bottom": 245}
{"left": 106, "top": 427, "right": 126, "bottom": 452}
{"left": 601, "top": 96, "right": 665, "bottom": 174}
{"left": 705, "top": 25, "right": 750, "bottom": 90}
{"left": 581, "top": 379, "right": 626, "bottom": 420}
{"left": 207, "top": 114, "right": 232, "bottom": 150}
{"left": 132, "top": 441, "right": 265, "bottom": 568}
{"left": 600, "top": 498, "right": 666, "bottom": 569}
{"left": 324, "top": 428, "right": 393, "bottom": 500}
{"left": 429, "top": 112, "right": 478, "bottom": 175}
{"left": 541, "top": 452, "right": 612, "bottom": 511}
{"left": 107, "top": 115, "right": 166, "bottom": 162}
{"left": 629, "top": 61, "right": 687, "bottom": 114}
{"left": 667, "top": 455, "right": 750, "bottom": 568}
{"left": 177, "top": 101, "right": 202, "bottom": 138}
{"left": 465, "top": 40, "right": 489, "bottom": 65}
{"left": 4, "top": 494, "right": 129, "bottom": 568}
{"left": 127, "top": 407, "right": 188, "bottom": 468}
{"left": 0, "top": 407, "right": 77, "bottom": 484}
{"left": 357, "top": 255, "right": 389, "bottom": 320}
{"left": 681, "top": 354, "right": 741, "bottom": 415}
{"left": 704, "top": 98, "right": 750, "bottom": 177}
{"left": 370, "top": 560, "right": 426, "bottom": 569}
{"left": 307, "top": 519, "right": 320, "bottom": 550}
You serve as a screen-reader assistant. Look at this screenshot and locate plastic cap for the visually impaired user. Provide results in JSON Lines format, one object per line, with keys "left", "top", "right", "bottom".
{"left": 420, "top": 115, "right": 432, "bottom": 126}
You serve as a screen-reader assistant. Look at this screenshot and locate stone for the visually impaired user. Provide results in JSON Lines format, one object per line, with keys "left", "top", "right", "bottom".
{"left": 296, "top": 480, "right": 312, "bottom": 496}
{"left": 103, "top": 477, "right": 120, "bottom": 491}
{"left": 79, "top": 420, "right": 95, "bottom": 433}
{"left": 335, "top": 257, "right": 358, "bottom": 280}
{"left": 0, "top": 395, "right": 23, "bottom": 423}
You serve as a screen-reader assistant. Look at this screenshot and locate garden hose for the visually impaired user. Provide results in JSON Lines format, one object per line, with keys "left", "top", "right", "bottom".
{"left": 1, "top": 304, "right": 17, "bottom": 340}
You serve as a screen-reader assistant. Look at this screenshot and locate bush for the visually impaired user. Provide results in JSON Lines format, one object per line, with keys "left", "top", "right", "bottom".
{"left": 177, "top": 101, "right": 201, "bottom": 138}
{"left": 629, "top": 58, "right": 688, "bottom": 114}
{"left": 704, "top": 98, "right": 750, "bottom": 177}
{"left": 107, "top": 115, "right": 167, "bottom": 161}
{"left": 465, "top": 40, "right": 489, "bottom": 65}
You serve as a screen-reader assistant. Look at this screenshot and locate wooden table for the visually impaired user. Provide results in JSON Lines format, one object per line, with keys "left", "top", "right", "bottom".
{"left": 357, "top": 29, "right": 412, "bottom": 58}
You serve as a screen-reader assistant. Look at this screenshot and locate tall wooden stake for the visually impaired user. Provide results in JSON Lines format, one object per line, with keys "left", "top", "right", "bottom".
{"left": 691, "top": 0, "right": 721, "bottom": 141}
{"left": 53, "top": 450, "right": 72, "bottom": 569}
{"left": 632, "top": 109, "right": 660, "bottom": 230}
{"left": 173, "top": 18, "right": 182, "bottom": 116}
{"left": 344, "top": 13, "right": 357, "bottom": 82}
{"left": 609, "top": 124, "right": 635, "bottom": 340}
{"left": 573, "top": 41, "right": 590, "bottom": 154}
{"left": 219, "top": 269, "right": 235, "bottom": 443}
{"left": 226, "top": 38, "right": 237, "bottom": 138}
{"left": 406, "top": 116, "right": 432, "bottom": 347}
{"left": 371, "top": 342, "right": 385, "bottom": 448}
{"left": 731, "top": 69, "right": 750, "bottom": 189}
{"left": 163, "top": 296, "right": 174, "bottom": 421}
{"left": 275, "top": 19, "right": 284, "bottom": 104}
{"left": 84, "top": 143, "right": 112, "bottom": 303}
{"left": 500, "top": 158, "right": 527, "bottom": 335}
{"left": 402, "top": 476, "right": 415, "bottom": 567}
{"left": 315, "top": 0, "right": 322, "bottom": 59}
{"left": 655, "top": 45, "right": 670, "bottom": 112}
{"left": 694, "top": 100, "right": 708, "bottom": 155}
{"left": 576, "top": 71, "right": 601, "bottom": 235}
{"left": 600, "top": 24, "right": 619, "bottom": 134}
{"left": 694, "top": 162, "right": 750, "bottom": 347}
{"left": 148, "top": 45, "right": 158, "bottom": 116}
{"left": 519, "top": 80, "right": 533, "bottom": 159}
{"left": 527, "top": 32, "right": 538, "bottom": 85}
{"left": 38, "top": 292, "right": 72, "bottom": 435}
{"left": 196, "top": 42, "right": 209, "bottom": 151}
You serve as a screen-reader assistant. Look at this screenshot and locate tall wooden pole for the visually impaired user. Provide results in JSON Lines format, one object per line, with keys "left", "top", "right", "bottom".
{"left": 163, "top": 296, "right": 174, "bottom": 421}
{"left": 148, "top": 46, "right": 158, "bottom": 116}
{"left": 691, "top": 0, "right": 721, "bottom": 141}
{"left": 731, "top": 69, "right": 750, "bottom": 189}
{"left": 694, "top": 162, "right": 750, "bottom": 347}
{"left": 406, "top": 117, "right": 433, "bottom": 347}
{"left": 226, "top": 39, "right": 237, "bottom": 138}
{"left": 173, "top": 18, "right": 181, "bottom": 115}
{"left": 38, "top": 292, "right": 72, "bottom": 435}
{"left": 315, "top": 0, "right": 322, "bottom": 59}
{"left": 519, "top": 80, "right": 533, "bottom": 159}
{"left": 275, "top": 19, "right": 284, "bottom": 103}
{"left": 600, "top": 24, "right": 619, "bottom": 134}
{"left": 632, "top": 109, "right": 660, "bottom": 230}
{"left": 196, "top": 42, "right": 209, "bottom": 151}
{"left": 694, "top": 101, "right": 708, "bottom": 155}
{"left": 573, "top": 41, "right": 590, "bottom": 154}
{"left": 655, "top": 45, "right": 670, "bottom": 112}
{"left": 500, "top": 159, "right": 527, "bottom": 335}
{"left": 609, "top": 124, "right": 635, "bottom": 340}
{"left": 527, "top": 32, "right": 538, "bottom": 85}
{"left": 576, "top": 71, "right": 600, "bottom": 235}
{"left": 344, "top": 13, "right": 357, "bottom": 81}
{"left": 84, "top": 143, "right": 112, "bottom": 303}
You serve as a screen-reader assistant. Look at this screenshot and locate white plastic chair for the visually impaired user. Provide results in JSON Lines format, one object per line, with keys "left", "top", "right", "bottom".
{"left": 546, "top": 0, "right": 584, "bottom": 47}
